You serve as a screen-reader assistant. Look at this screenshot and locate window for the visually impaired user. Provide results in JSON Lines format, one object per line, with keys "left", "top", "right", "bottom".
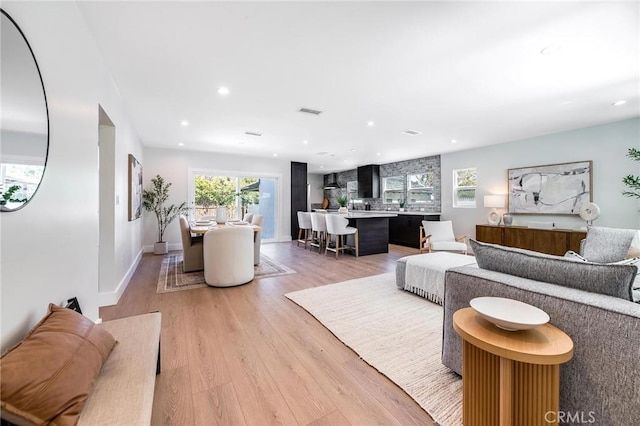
{"left": 189, "top": 170, "right": 279, "bottom": 241}
{"left": 382, "top": 176, "right": 404, "bottom": 204}
{"left": 346, "top": 181, "right": 361, "bottom": 203}
{"left": 407, "top": 173, "right": 434, "bottom": 204}
{"left": 453, "top": 168, "right": 477, "bottom": 207}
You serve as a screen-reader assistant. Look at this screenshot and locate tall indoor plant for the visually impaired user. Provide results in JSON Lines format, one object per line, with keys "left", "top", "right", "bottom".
{"left": 143, "top": 174, "right": 187, "bottom": 254}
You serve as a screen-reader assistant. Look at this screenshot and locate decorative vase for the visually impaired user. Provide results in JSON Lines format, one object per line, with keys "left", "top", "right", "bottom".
{"left": 503, "top": 213, "right": 513, "bottom": 226}
{"left": 153, "top": 241, "right": 168, "bottom": 255}
{"left": 216, "top": 206, "right": 228, "bottom": 224}
{"left": 338, "top": 206, "right": 348, "bottom": 214}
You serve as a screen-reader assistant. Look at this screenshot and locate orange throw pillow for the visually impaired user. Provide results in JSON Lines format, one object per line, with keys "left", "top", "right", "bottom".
{"left": 1, "top": 304, "right": 116, "bottom": 425}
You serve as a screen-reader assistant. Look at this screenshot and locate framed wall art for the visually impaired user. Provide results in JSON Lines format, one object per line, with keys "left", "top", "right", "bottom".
{"left": 507, "top": 160, "right": 592, "bottom": 215}
{"left": 128, "top": 154, "right": 143, "bottom": 221}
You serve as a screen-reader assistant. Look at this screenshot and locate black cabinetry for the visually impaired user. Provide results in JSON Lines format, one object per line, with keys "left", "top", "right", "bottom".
{"left": 357, "top": 165, "right": 380, "bottom": 198}
{"left": 290, "top": 162, "right": 307, "bottom": 240}
{"left": 389, "top": 214, "right": 440, "bottom": 248}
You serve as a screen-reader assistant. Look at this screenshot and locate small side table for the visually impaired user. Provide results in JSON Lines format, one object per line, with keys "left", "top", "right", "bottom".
{"left": 453, "top": 307, "right": 573, "bottom": 426}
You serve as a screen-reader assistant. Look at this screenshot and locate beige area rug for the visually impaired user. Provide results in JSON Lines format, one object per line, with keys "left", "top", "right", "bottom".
{"left": 285, "top": 272, "right": 462, "bottom": 426}
{"left": 157, "top": 253, "right": 296, "bottom": 294}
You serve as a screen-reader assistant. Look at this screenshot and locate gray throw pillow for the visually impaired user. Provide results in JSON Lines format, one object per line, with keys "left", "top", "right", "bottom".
{"left": 582, "top": 226, "right": 636, "bottom": 263}
{"left": 470, "top": 239, "right": 636, "bottom": 301}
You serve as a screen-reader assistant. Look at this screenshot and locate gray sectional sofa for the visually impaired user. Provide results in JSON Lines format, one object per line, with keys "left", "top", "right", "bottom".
{"left": 442, "top": 241, "right": 640, "bottom": 426}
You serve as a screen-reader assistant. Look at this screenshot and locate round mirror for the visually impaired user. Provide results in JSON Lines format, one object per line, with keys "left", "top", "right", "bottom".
{"left": 0, "top": 10, "right": 49, "bottom": 212}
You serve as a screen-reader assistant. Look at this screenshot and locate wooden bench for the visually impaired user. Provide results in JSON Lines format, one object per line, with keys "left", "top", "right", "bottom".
{"left": 78, "top": 312, "right": 161, "bottom": 425}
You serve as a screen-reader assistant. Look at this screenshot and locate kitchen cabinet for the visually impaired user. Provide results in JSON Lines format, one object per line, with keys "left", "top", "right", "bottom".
{"left": 290, "top": 162, "right": 307, "bottom": 240}
{"left": 389, "top": 214, "right": 440, "bottom": 248}
{"left": 357, "top": 165, "right": 380, "bottom": 198}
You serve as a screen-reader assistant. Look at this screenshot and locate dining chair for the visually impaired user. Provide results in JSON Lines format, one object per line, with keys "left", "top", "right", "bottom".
{"left": 203, "top": 226, "right": 254, "bottom": 287}
{"left": 251, "top": 214, "right": 264, "bottom": 265}
{"left": 296, "top": 211, "right": 313, "bottom": 249}
{"left": 309, "top": 212, "right": 327, "bottom": 254}
{"left": 179, "top": 215, "right": 204, "bottom": 272}
{"left": 325, "top": 214, "right": 359, "bottom": 259}
{"left": 419, "top": 220, "right": 467, "bottom": 254}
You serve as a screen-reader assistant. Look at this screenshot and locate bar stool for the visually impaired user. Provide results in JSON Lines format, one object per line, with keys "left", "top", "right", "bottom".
{"left": 325, "top": 214, "right": 359, "bottom": 259}
{"left": 309, "top": 212, "right": 327, "bottom": 254}
{"left": 297, "top": 211, "right": 313, "bottom": 249}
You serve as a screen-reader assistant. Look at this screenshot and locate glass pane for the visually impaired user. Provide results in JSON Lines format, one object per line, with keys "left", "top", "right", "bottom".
{"left": 346, "top": 181, "right": 358, "bottom": 200}
{"left": 383, "top": 176, "right": 404, "bottom": 190}
{"left": 408, "top": 189, "right": 434, "bottom": 204}
{"left": 455, "top": 168, "right": 477, "bottom": 186}
{"left": 383, "top": 190, "right": 404, "bottom": 204}
{"left": 407, "top": 173, "right": 434, "bottom": 189}
{"left": 1, "top": 163, "right": 44, "bottom": 208}
{"left": 194, "top": 175, "right": 238, "bottom": 219}
{"left": 243, "top": 177, "right": 276, "bottom": 240}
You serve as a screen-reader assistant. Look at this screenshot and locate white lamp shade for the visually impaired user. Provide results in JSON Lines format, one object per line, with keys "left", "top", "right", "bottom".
{"left": 484, "top": 195, "right": 505, "bottom": 209}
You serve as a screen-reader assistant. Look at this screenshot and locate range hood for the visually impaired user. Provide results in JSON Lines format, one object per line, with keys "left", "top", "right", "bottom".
{"left": 323, "top": 173, "right": 340, "bottom": 189}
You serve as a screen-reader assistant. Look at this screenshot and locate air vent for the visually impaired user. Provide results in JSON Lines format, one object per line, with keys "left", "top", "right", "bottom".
{"left": 244, "top": 131, "right": 263, "bottom": 137}
{"left": 403, "top": 129, "right": 422, "bottom": 136}
{"left": 299, "top": 107, "right": 323, "bottom": 115}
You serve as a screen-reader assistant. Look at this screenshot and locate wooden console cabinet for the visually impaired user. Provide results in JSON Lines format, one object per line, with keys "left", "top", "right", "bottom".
{"left": 476, "top": 225, "right": 586, "bottom": 256}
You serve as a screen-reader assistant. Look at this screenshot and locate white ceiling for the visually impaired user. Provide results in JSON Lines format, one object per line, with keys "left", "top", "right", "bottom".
{"left": 77, "top": 1, "right": 639, "bottom": 173}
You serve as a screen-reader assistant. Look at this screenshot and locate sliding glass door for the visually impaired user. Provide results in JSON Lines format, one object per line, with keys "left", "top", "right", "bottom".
{"left": 188, "top": 170, "right": 278, "bottom": 241}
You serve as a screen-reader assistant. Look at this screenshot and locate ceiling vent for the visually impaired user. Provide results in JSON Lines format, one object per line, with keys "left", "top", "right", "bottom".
{"left": 299, "top": 107, "right": 323, "bottom": 115}
{"left": 244, "top": 131, "right": 263, "bottom": 137}
{"left": 403, "top": 129, "right": 422, "bottom": 136}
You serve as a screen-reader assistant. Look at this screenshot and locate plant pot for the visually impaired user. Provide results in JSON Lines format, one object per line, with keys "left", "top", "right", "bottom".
{"left": 216, "top": 206, "right": 228, "bottom": 224}
{"left": 338, "top": 207, "right": 348, "bottom": 214}
{"left": 399, "top": 208, "right": 405, "bottom": 212}
{"left": 154, "top": 241, "right": 168, "bottom": 255}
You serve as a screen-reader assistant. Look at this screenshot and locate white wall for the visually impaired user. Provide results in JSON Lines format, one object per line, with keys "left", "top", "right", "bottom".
{"left": 0, "top": 2, "right": 144, "bottom": 349}
{"left": 141, "top": 148, "right": 292, "bottom": 249}
{"left": 441, "top": 118, "right": 640, "bottom": 244}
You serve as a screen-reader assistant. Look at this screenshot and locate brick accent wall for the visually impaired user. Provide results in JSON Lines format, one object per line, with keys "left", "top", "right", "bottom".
{"left": 323, "top": 155, "right": 441, "bottom": 212}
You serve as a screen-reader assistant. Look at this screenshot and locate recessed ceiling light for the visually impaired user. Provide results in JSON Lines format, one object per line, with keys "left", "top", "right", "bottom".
{"left": 180, "top": 120, "right": 189, "bottom": 127}
{"left": 612, "top": 100, "right": 627, "bottom": 106}
{"left": 367, "top": 120, "right": 375, "bottom": 127}
{"left": 376, "top": 152, "right": 381, "bottom": 156}
{"left": 540, "top": 44, "right": 562, "bottom": 55}
{"left": 217, "top": 86, "right": 230, "bottom": 95}
{"left": 320, "top": 165, "right": 324, "bottom": 169}
{"left": 351, "top": 149, "right": 356, "bottom": 152}
{"left": 303, "top": 140, "right": 308, "bottom": 144}
{"left": 178, "top": 142, "right": 184, "bottom": 146}
{"left": 451, "top": 139, "right": 457, "bottom": 144}
{"left": 273, "top": 153, "right": 278, "bottom": 157}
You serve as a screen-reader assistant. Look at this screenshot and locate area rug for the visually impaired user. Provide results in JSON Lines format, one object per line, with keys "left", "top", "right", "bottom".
{"left": 157, "top": 253, "right": 296, "bottom": 294}
{"left": 285, "top": 272, "right": 462, "bottom": 426}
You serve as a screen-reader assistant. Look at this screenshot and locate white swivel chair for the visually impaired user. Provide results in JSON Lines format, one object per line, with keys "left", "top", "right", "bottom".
{"left": 251, "top": 214, "right": 264, "bottom": 265}
{"left": 297, "top": 211, "right": 313, "bottom": 249}
{"left": 419, "top": 220, "right": 467, "bottom": 254}
{"left": 309, "top": 212, "right": 327, "bottom": 254}
{"left": 179, "top": 215, "right": 204, "bottom": 272}
{"left": 325, "top": 214, "right": 359, "bottom": 259}
{"left": 243, "top": 213, "right": 254, "bottom": 223}
{"left": 203, "top": 226, "right": 254, "bottom": 287}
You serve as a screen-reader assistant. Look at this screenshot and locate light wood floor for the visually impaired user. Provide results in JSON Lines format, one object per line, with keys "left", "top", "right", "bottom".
{"left": 100, "top": 242, "right": 438, "bottom": 426}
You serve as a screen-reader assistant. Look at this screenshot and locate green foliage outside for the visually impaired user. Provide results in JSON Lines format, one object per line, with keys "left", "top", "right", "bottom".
{"left": 622, "top": 148, "right": 640, "bottom": 199}
{"left": 142, "top": 175, "right": 187, "bottom": 242}
{"left": 194, "top": 175, "right": 259, "bottom": 217}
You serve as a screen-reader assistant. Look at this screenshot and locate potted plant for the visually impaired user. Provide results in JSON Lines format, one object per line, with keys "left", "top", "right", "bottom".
{"left": 336, "top": 195, "right": 349, "bottom": 214}
{"left": 142, "top": 174, "right": 187, "bottom": 254}
{"left": 399, "top": 200, "right": 405, "bottom": 212}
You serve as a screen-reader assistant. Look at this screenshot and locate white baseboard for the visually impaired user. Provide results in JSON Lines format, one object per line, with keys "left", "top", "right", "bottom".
{"left": 98, "top": 248, "right": 143, "bottom": 307}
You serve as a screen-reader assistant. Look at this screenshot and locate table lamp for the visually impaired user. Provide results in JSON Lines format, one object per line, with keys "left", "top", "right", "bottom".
{"left": 484, "top": 195, "right": 505, "bottom": 226}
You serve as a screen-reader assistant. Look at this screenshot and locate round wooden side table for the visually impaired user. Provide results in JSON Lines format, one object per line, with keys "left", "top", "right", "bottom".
{"left": 453, "top": 307, "right": 573, "bottom": 426}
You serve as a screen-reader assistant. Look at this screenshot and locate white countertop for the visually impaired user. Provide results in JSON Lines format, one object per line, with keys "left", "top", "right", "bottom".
{"left": 314, "top": 209, "right": 441, "bottom": 217}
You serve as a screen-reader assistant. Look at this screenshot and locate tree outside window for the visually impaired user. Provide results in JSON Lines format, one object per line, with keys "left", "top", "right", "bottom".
{"left": 407, "top": 173, "right": 434, "bottom": 204}
{"left": 453, "top": 168, "right": 477, "bottom": 207}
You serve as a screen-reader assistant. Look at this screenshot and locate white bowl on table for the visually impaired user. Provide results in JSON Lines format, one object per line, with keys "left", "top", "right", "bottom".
{"left": 470, "top": 297, "right": 550, "bottom": 331}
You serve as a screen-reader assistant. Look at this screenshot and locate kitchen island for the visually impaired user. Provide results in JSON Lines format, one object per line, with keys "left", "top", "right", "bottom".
{"left": 343, "top": 212, "right": 397, "bottom": 255}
